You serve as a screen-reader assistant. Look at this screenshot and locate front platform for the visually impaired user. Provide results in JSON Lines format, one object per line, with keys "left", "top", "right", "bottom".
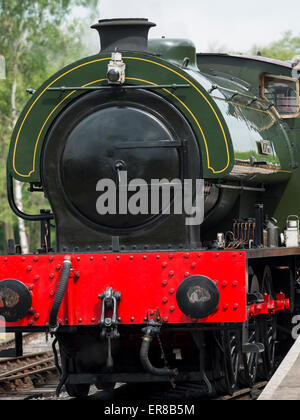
{"left": 259, "top": 336, "right": 300, "bottom": 400}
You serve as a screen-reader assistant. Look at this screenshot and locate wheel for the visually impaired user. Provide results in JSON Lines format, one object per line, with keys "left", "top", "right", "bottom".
{"left": 214, "top": 328, "right": 241, "bottom": 395}
{"left": 240, "top": 266, "right": 259, "bottom": 387}
{"left": 222, "top": 329, "right": 241, "bottom": 395}
{"left": 258, "top": 265, "right": 277, "bottom": 380}
{"left": 59, "top": 349, "right": 91, "bottom": 399}
{"left": 65, "top": 383, "right": 90, "bottom": 399}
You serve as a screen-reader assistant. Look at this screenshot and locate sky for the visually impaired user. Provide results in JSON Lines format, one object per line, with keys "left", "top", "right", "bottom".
{"left": 76, "top": 0, "right": 300, "bottom": 53}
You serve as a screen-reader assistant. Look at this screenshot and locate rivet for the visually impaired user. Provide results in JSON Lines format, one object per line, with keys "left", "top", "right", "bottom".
{"left": 29, "top": 307, "right": 35, "bottom": 314}
{"left": 184, "top": 253, "right": 190, "bottom": 259}
{"left": 56, "top": 264, "right": 61, "bottom": 271}
{"left": 144, "top": 316, "right": 148, "bottom": 321}
{"left": 78, "top": 318, "right": 83, "bottom": 323}
{"left": 216, "top": 253, "right": 220, "bottom": 258}
{"left": 116, "top": 256, "right": 120, "bottom": 261}
{"left": 26, "top": 265, "right": 32, "bottom": 272}
{"left": 103, "top": 256, "right": 107, "bottom": 261}
{"left": 76, "top": 257, "right": 81, "bottom": 262}
{"left": 33, "top": 256, "right": 39, "bottom": 262}
{"left": 223, "top": 304, "right": 229, "bottom": 311}
{"left": 90, "top": 256, "right": 94, "bottom": 261}
{"left": 28, "top": 320, "right": 34, "bottom": 326}
{"left": 130, "top": 256, "right": 134, "bottom": 260}
{"left": 162, "top": 297, "right": 168, "bottom": 304}
{"left": 232, "top": 281, "right": 238, "bottom": 288}
{"left": 185, "top": 272, "right": 190, "bottom": 278}
{"left": 34, "top": 313, "right": 40, "bottom": 320}
{"left": 48, "top": 256, "right": 54, "bottom": 263}
{"left": 49, "top": 273, "right": 55, "bottom": 280}
{"left": 28, "top": 284, "right": 34, "bottom": 291}
{"left": 198, "top": 253, "right": 202, "bottom": 258}
{"left": 222, "top": 281, "right": 228, "bottom": 288}
{"left": 168, "top": 253, "right": 174, "bottom": 260}
{"left": 130, "top": 317, "right": 135, "bottom": 322}
{"left": 143, "top": 255, "right": 147, "bottom": 260}
{"left": 162, "top": 262, "right": 168, "bottom": 269}
{"left": 169, "top": 271, "right": 175, "bottom": 278}
{"left": 91, "top": 317, "right": 96, "bottom": 323}
{"left": 233, "top": 253, "right": 237, "bottom": 258}
{"left": 162, "top": 280, "right": 168, "bottom": 287}
{"left": 4, "top": 257, "right": 8, "bottom": 262}
{"left": 117, "top": 317, "right": 122, "bottom": 323}
{"left": 233, "top": 303, "right": 239, "bottom": 310}
{"left": 49, "top": 290, "right": 55, "bottom": 297}
{"left": 163, "top": 316, "right": 169, "bottom": 322}
{"left": 156, "top": 255, "right": 161, "bottom": 260}
{"left": 150, "top": 310, "right": 154, "bottom": 316}
{"left": 169, "top": 288, "right": 175, "bottom": 295}
{"left": 169, "top": 306, "right": 175, "bottom": 313}
{"left": 191, "top": 262, "right": 197, "bottom": 269}
{"left": 33, "top": 275, "right": 39, "bottom": 282}
{"left": 22, "top": 256, "right": 26, "bottom": 262}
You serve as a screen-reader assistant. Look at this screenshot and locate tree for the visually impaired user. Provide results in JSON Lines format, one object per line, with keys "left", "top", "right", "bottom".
{"left": 0, "top": 0, "right": 98, "bottom": 253}
{"left": 251, "top": 31, "right": 300, "bottom": 62}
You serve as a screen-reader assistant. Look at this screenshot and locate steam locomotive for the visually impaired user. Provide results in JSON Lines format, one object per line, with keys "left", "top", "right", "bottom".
{"left": 2, "top": 18, "right": 300, "bottom": 398}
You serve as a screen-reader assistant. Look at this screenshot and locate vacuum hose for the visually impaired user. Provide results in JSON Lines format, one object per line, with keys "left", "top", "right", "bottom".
{"left": 140, "top": 324, "right": 178, "bottom": 377}
{"left": 49, "top": 256, "right": 72, "bottom": 331}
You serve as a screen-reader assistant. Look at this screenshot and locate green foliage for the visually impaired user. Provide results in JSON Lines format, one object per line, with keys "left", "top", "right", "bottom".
{"left": 0, "top": 0, "right": 98, "bottom": 253}
{"left": 251, "top": 31, "right": 300, "bottom": 62}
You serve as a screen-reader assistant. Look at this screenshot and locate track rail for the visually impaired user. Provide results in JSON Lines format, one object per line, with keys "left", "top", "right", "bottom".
{"left": 0, "top": 352, "right": 57, "bottom": 393}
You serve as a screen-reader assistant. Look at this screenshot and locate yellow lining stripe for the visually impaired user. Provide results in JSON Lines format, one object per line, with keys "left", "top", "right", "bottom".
{"left": 13, "top": 56, "right": 230, "bottom": 177}
{"left": 13, "top": 58, "right": 110, "bottom": 177}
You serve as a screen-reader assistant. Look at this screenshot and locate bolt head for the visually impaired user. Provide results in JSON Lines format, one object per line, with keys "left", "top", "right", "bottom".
{"left": 222, "top": 281, "right": 228, "bottom": 288}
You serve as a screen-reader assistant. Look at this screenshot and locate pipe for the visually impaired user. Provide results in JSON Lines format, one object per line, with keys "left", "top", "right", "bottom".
{"left": 49, "top": 256, "right": 72, "bottom": 331}
{"left": 6, "top": 169, "right": 54, "bottom": 221}
{"left": 140, "top": 325, "right": 178, "bottom": 377}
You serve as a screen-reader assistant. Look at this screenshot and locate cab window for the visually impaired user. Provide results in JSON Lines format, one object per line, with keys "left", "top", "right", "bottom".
{"left": 261, "top": 74, "right": 300, "bottom": 118}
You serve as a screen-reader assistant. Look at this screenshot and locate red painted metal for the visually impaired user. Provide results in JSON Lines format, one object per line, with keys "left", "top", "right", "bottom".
{"left": 0, "top": 250, "right": 247, "bottom": 327}
{"left": 248, "top": 292, "right": 290, "bottom": 318}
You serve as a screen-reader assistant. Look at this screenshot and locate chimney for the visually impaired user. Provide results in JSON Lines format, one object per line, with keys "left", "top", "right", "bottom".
{"left": 91, "top": 18, "right": 156, "bottom": 53}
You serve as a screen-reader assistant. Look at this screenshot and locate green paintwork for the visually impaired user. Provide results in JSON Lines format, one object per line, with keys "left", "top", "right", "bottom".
{"left": 148, "top": 38, "right": 197, "bottom": 69}
{"left": 8, "top": 50, "right": 233, "bottom": 183}
{"left": 197, "top": 53, "right": 299, "bottom": 233}
{"left": 7, "top": 44, "right": 297, "bottom": 228}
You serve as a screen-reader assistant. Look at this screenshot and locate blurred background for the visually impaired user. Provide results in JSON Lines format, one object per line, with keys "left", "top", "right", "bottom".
{"left": 0, "top": 0, "right": 299, "bottom": 254}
